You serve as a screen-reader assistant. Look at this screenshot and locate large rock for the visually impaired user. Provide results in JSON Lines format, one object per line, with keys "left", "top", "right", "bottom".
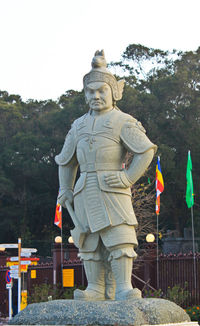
{"left": 9, "top": 298, "right": 190, "bottom": 325}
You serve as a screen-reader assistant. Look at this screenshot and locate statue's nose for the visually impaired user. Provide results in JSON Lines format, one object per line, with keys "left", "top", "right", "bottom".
{"left": 93, "top": 91, "right": 100, "bottom": 99}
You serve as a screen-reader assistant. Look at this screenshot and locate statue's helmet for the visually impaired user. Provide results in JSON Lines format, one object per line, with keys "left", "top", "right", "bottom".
{"left": 83, "top": 50, "right": 125, "bottom": 101}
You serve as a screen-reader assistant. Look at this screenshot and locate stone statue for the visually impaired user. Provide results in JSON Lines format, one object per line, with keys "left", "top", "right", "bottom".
{"left": 55, "top": 50, "right": 157, "bottom": 301}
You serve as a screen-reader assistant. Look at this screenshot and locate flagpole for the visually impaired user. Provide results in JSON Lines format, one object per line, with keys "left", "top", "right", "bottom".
{"left": 155, "top": 156, "right": 164, "bottom": 290}
{"left": 156, "top": 213, "right": 159, "bottom": 289}
{"left": 188, "top": 150, "right": 197, "bottom": 290}
{"left": 191, "top": 205, "right": 196, "bottom": 289}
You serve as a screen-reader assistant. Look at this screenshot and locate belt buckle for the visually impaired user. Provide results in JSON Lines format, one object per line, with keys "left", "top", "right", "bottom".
{"left": 87, "top": 163, "right": 95, "bottom": 172}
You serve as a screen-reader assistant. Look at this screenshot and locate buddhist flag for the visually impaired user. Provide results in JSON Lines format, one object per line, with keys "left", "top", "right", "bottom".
{"left": 54, "top": 201, "right": 62, "bottom": 229}
{"left": 156, "top": 157, "right": 164, "bottom": 215}
{"left": 186, "top": 150, "right": 194, "bottom": 208}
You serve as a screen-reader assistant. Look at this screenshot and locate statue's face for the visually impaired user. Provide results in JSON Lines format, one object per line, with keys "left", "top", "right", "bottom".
{"left": 85, "top": 82, "right": 113, "bottom": 112}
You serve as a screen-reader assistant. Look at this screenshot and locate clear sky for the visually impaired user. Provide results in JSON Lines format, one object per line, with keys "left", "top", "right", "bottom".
{"left": 0, "top": 0, "right": 199, "bottom": 101}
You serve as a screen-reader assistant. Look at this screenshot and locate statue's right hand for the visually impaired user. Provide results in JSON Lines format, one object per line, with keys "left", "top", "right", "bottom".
{"left": 57, "top": 189, "right": 73, "bottom": 207}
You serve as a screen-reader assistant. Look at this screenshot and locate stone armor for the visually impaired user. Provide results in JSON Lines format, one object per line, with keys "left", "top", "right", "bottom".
{"left": 55, "top": 108, "right": 156, "bottom": 254}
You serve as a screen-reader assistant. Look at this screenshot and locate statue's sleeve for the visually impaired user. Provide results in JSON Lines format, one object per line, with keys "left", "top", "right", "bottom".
{"left": 120, "top": 119, "right": 157, "bottom": 154}
{"left": 55, "top": 124, "right": 77, "bottom": 166}
{"left": 119, "top": 119, "right": 157, "bottom": 186}
{"left": 55, "top": 123, "right": 78, "bottom": 193}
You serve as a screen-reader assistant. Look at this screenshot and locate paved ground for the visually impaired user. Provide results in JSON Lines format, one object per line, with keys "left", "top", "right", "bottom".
{"left": 0, "top": 317, "right": 9, "bottom": 325}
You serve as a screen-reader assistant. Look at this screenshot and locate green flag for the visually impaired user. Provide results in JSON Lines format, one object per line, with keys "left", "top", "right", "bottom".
{"left": 186, "top": 151, "right": 194, "bottom": 208}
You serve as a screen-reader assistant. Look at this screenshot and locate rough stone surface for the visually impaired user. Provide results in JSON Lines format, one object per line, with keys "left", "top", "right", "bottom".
{"left": 9, "top": 298, "right": 190, "bottom": 325}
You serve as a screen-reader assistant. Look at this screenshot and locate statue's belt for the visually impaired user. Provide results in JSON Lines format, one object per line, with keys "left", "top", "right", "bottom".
{"left": 80, "top": 162, "right": 121, "bottom": 173}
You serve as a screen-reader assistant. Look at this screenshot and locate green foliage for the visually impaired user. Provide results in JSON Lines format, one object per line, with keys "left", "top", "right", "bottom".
{"left": 28, "top": 284, "right": 55, "bottom": 303}
{"left": 0, "top": 90, "right": 86, "bottom": 252}
{"left": 113, "top": 44, "right": 200, "bottom": 235}
{"left": 143, "top": 283, "right": 189, "bottom": 307}
{"left": 28, "top": 283, "right": 86, "bottom": 303}
{"left": 166, "top": 283, "right": 189, "bottom": 306}
{"left": 186, "top": 306, "right": 200, "bottom": 321}
{"left": 143, "top": 288, "right": 163, "bottom": 299}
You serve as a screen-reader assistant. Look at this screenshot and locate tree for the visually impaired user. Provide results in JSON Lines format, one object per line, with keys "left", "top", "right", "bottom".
{"left": 0, "top": 89, "right": 88, "bottom": 254}
{"left": 112, "top": 44, "right": 200, "bottom": 235}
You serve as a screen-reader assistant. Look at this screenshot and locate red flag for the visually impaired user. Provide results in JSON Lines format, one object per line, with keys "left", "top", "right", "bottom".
{"left": 54, "top": 201, "right": 62, "bottom": 229}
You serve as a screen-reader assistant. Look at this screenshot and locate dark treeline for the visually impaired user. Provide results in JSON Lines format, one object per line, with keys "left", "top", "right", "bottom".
{"left": 0, "top": 44, "right": 200, "bottom": 253}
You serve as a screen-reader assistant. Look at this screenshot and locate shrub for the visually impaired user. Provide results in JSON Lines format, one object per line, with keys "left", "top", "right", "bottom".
{"left": 143, "top": 288, "right": 164, "bottom": 299}
{"left": 143, "top": 283, "right": 189, "bottom": 307}
{"left": 166, "top": 283, "right": 189, "bottom": 306}
{"left": 28, "top": 283, "right": 85, "bottom": 303}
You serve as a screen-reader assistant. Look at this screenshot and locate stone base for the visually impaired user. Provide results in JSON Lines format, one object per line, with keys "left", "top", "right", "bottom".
{"left": 9, "top": 298, "right": 191, "bottom": 325}
{"left": 146, "top": 324, "right": 197, "bottom": 326}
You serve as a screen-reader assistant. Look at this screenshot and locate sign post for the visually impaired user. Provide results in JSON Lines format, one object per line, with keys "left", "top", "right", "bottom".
{"left": 8, "top": 284, "right": 12, "bottom": 320}
{"left": 5, "top": 270, "right": 12, "bottom": 320}
{"left": 18, "top": 238, "right": 21, "bottom": 314}
{"left": 1, "top": 242, "right": 38, "bottom": 315}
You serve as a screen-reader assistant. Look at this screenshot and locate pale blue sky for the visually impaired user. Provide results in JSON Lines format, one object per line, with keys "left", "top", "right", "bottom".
{"left": 0, "top": 0, "right": 199, "bottom": 101}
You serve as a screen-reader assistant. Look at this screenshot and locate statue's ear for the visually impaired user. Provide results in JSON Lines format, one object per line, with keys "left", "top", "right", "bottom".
{"left": 84, "top": 95, "right": 89, "bottom": 104}
{"left": 101, "top": 49, "right": 105, "bottom": 58}
{"left": 117, "top": 79, "right": 125, "bottom": 100}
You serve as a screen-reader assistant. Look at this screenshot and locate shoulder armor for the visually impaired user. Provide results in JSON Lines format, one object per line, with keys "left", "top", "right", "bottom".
{"left": 55, "top": 114, "right": 88, "bottom": 165}
{"left": 113, "top": 109, "right": 137, "bottom": 122}
{"left": 73, "top": 114, "right": 87, "bottom": 128}
{"left": 111, "top": 109, "right": 139, "bottom": 129}
{"left": 120, "top": 120, "right": 157, "bottom": 154}
{"left": 55, "top": 126, "right": 76, "bottom": 165}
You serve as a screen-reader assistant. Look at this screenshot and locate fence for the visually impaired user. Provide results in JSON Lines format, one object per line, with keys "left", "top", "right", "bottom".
{"left": 159, "top": 253, "right": 200, "bottom": 307}
{"left": 0, "top": 252, "right": 200, "bottom": 317}
{"left": 27, "top": 260, "right": 86, "bottom": 297}
{"left": 0, "top": 267, "right": 8, "bottom": 318}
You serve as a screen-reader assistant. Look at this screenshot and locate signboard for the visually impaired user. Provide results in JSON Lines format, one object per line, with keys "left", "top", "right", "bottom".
{"left": 0, "top": 245, "right": 37, "bottom": 253}
{"left": 21, "top": 290, "right": 27, "bottom": 311}
{"left": 62, "top": 269, "right": 74, "bottom": 287}
{"left": 10, "top": 265, "right": 19, "bottom": 270}
{"left": 10, "top": 256, "right": 32, "bottom": 261}
{"left": 7, "top": 262, "right": 19, "bottom": 267}
{"left": 0, "top": 244, "right": 18, "bottom": 249}
{"left": 10, "top": 271, "right": 19, "bottom": 278}
{"left": 20, "top": 260, "right": 31, "bottom": 265}
{"left": 9, "top": 259, "right": 31, "bottom": 265}
{"left": 7, "top": 261, "right": 37, "bottom": 272}
{"left": 31, "top": 270, "right": 36, "bottom": 279}
{"left": 5, "top": 270, "right": 12, "bottom": 284}
{"left": 6, "top": 257, "right": 40, "bottom": 266}
{"left": 21, "top": 248, "right": 37, "bottom": 253}
{"left": 21, "top": 252, "right": 31, "bottom": 258}
{"left": 6, "top": 283, "right": 12, "bottom": 289}
{"left": 21, "top": 265, "right": 28, "bottom": 272}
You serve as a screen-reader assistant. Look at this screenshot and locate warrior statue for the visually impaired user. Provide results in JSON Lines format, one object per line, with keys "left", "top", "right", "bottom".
{"left": 55, "top": 50, "right": 157, "bottom": 301}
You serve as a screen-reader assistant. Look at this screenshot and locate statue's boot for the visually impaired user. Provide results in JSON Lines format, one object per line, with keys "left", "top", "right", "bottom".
{"left": 74, "top": 260, "right": 105, "bottom": 301}
{"left": 111, "top": 256, "right": 142, "bottom": 300}
{"left": 105, "top": 262, "right": 116, "bottom": 300}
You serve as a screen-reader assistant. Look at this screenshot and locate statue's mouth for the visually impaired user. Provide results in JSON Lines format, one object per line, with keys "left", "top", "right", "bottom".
{"left": 91, "top": 101, "right": 103, "bottom": 105}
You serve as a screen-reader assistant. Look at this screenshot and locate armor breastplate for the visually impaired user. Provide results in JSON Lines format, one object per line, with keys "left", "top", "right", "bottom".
{"left": 75, "top": 110, "right": 126, "bottom": 172}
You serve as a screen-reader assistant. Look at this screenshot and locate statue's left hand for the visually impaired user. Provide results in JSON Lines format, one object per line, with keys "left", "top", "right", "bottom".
{"left": 104, "top": 171, "right": 132, "bottom": 188}
{"left": 57, "top": 189, "right": 73, "bottom": 207}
